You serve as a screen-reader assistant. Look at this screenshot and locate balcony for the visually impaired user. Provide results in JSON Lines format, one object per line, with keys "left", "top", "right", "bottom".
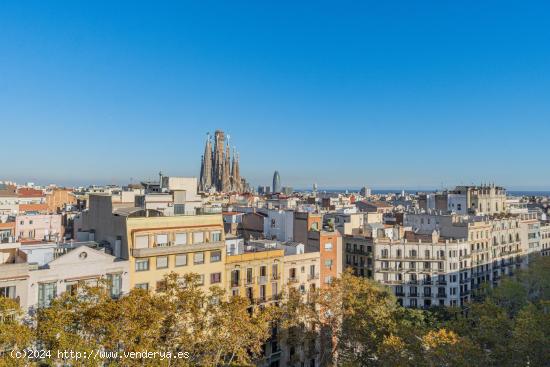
{"left": 257, "top": 276, "right": 268, "bottom": 285}
{"left": 436, "top": 293, "right": 447, "bottom": 298}
{"left": 436, "top": 280, "right": 447, "bottom": 286}
{"left": 271, "top": 274, "right": 280, "bottom": 280}
{"left": 408, "top": 293, "right": 418, "bottom": 298}
{"left": 132, "top": 240, "right": 224, "bottom": 258}
{"left": 287, "top": 277, "right": 299, "bottom": 284}
{"left": 395, "top": 291, "right": 405, "bottom": 297}
{"left": 307, "top": 273, "right": 320, "bottom": 281}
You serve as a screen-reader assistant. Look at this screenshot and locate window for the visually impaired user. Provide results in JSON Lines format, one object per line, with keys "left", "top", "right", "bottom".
{"left": 194, "top": 252, "right": 204, "bottom": 265}
{"left": 66, "top": 283, "right": 78, "bottom": 296}
{"left": 272, "top": 264, "right": 279, "bottom": 279}
{"left": 156, "top": 234, "right": 169, "bottom": 246}
{"left": 135, "top": 283, "right": 149, "bottom": 290}
{"left": 175, "top": 254, "right": 187, "bottom": 267}
{"left": 246, "top": 268, "right": 253, "bottom": 284}
{"left": 135, "top": 259, "right": 149, "bottom": 272}
{"left": 135, "top": 235, "right": 149, "bottom": 249}
{"left": 196, "top": 274, "right": 205, "bottom": 285}
{"left": 107, "top": 274, "right": 122, "bottom": 298}
{"left": 231, "top": 270, "right": 240, "bottom": 287}
{"left": 193, "top": 232, "right": 204, "bottom": 244}
{"left": 0, "top": 286, "right": 16, "bottom": 299}
{"left": 211, "top": 231, "right": 222, "bottom": 242}
{"left": 211, "top": 272, "right": 222, "bottom": 284}
{"left": 174, "top": 233, "right": 187, "bottom": 245}
{"left": 324, "top": 243, "right": 333, "bottom": 251}
{"left": 324, "top": 259, "right": 333, "bottom": 268}
{"left": 289, "top": 268, "right": 297, "bottom": 279}
{"left": 38, "top": 282, "right": 57, "bottom": 308}
{"left": 156, "top": 256, "right": 168, "bottom": 269}
{"left": 210, "top": 250, "right": 222, "bottom": 262}
{"left": 325, "top": 276, "right": 333, "bottom": 284}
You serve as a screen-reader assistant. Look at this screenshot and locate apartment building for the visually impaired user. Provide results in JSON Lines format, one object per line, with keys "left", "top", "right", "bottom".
{"left": 135, "top": 177, "right": 202, "bottom": 216}
{"left": 25, "top": 243, "right": 129, "bottom": 311}
{"left": 45, "top": 188, "right": 77, "bottom": 213}
{"left": 540, "top": 222, "right": 550, "bottom": 256}
{"left": 293, "top": 212, "right": 322, "bottom": 243}
{"left": 520, "top": 212, "right": 542, "bottom": 258}
{"left": 225, "top": 241, "right": 283, "bottom": 304}
{"left": 323, "top": 212, "right": 365, "bottom": 236}
{"left": 0, "top": 222, "right": 16, "bottom": 243}
{"left": 0, "top": 242, "right": 29, "bottom": 308}
{"left": 75, "top": 194, "right": 226, "bottom": 292}
{"left": 307, "top": 230, "right": 342, "bottom": 286}
{"left": 15, "top": 213, "right": 63, "bottom": 242}
{"left": 262, "top": 209, "right": 295, "bottom": 242}
{"left": 343, "top": 234, "right": 374, "bottom": 278}
{"left": 282, "top": 242, "right": 321, "bottom": 297}
{"left": 373, "top": 234, "right": 471, "bottom": 308}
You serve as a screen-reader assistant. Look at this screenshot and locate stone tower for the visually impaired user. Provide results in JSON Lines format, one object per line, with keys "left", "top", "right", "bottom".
{"left": 199, "top": 130, "right": 248, "bottom": 193}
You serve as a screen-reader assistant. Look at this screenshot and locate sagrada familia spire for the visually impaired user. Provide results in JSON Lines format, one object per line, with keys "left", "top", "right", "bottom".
{"left": 199, "top": 130, "right": 247, "bottom": 193}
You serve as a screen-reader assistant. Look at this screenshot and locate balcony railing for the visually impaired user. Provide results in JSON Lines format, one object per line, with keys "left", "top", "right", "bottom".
{"left": 307, "top": 273, "right": 320, "bottom": 281}
{"left": 258, "top": 276, "right": 268, "bottom": 285}
{"left": 287, "top": 277, "right": 299, "bottom": 283}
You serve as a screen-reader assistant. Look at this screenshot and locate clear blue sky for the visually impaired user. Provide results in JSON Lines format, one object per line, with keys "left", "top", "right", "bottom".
{"left": 1, "top": 1, "right": 549, "bottom": 190}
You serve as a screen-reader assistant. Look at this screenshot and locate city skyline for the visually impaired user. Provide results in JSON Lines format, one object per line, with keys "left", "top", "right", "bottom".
{"left": 2, "top": 1, "right": 550, "bottom": 189}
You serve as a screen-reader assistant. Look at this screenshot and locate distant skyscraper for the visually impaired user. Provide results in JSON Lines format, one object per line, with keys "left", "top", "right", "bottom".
{"left": 360, "top": 186, "right": 372, "bottom": 197}
{"left": 199, "top": 130, "right": 247, "bottom": 193}
{"left": 272, "top": 171, "right": 281, "bottom": 194}
{"left": 258, "top": 185, "right": 270, "bottom": 195}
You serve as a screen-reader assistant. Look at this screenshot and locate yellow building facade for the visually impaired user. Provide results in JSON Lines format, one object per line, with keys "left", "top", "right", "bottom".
{"left": 225, "top": 249, "right": 284, "bottom": 304}
{"left": 126, "top": 214, "right": 226, "bottom": 291}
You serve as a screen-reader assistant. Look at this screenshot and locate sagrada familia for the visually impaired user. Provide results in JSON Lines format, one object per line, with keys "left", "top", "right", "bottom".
{"left": 199, "top": 130, "right": 248, "bottom": 193}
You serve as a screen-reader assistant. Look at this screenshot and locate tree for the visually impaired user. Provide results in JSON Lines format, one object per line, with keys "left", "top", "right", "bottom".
{"left": 0, "top": 297, "right": 34, "bottom": 367}
{"left": 510, "top": 302, "right": 550, "bottom": 367}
